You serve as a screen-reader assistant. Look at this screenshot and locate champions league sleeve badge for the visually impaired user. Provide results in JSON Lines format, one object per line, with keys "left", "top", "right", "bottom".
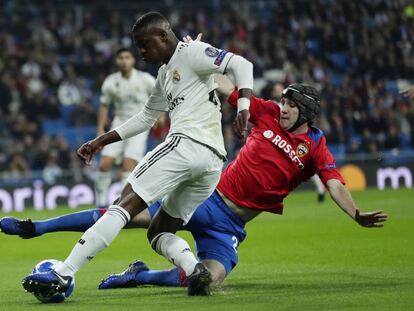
{"left": 205, "top": 47, "right": 220, "bottom": 57}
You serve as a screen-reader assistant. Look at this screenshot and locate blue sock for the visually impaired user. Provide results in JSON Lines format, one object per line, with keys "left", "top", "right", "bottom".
{"left": 135, "top": 268, "right": 187, "bottom": 287}
{"left": 34, "top": 208, "right": 106, "bottom": 236}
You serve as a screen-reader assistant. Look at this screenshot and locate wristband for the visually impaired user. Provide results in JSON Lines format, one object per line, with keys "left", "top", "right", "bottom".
{"left": 237, "top": 97, "right": 250, "bottom": 113}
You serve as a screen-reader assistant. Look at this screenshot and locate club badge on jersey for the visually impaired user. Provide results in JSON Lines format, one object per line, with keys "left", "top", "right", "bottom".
{"left": 173, "top": 69, "right": 181, "bottom": 83}
{"left": 296, "top": 143, "right": 310, "bottom": 157}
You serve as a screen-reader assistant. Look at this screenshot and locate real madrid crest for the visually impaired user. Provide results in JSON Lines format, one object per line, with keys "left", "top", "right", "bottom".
{"left": 173, "top": 69, "right": 180, "bottom": 83}
{"left": 296, "top": 142, "right": 309, "bottom": 157}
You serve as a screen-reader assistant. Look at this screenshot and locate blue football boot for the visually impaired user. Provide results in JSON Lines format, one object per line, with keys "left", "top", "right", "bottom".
{"left": 0, "top": 217, "right": 37, "bottom": 239}
{"left": 22, "top": 270, "right": 73, "bottom": 299}
{"left": 99, "top": 260, "right": 149, "bottom": 289}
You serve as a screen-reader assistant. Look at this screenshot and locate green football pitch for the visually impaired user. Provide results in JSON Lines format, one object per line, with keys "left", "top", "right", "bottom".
{"left": 0, "top": 188, "right": 413, "bottom": 311}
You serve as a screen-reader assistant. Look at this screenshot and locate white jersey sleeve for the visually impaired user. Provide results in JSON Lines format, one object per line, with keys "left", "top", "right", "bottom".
{"left": 146, "top": 69, "right": 168, "bottom": 112}
{"left": 186, "top": 41, "right": 253, "bottom": 92}
{"left": 100, "top": 77, "right": 113, "bottom": 106}
{"left": 114, "top": 105, "right": 161, "bottom": 140}
{"left": 185, "top": 41, "right": 234, "bottom": 75}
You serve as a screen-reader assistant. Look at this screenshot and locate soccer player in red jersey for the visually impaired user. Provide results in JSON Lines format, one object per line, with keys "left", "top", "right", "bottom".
{"left": 1, "top": 77, "right": 387, "bottom": 290}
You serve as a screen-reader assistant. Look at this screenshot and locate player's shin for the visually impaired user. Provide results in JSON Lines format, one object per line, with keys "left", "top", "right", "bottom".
{"left": 55, "top": 205, "right": 131, "bottom": 277}
{"left": 34, "top": 209, "right": 106, "bottom": 235}
{"left": 151, "top": 232, "right": 198, "bottom": 276}
{"left": 137, "top": 268, "right": 187, "bottom": 287}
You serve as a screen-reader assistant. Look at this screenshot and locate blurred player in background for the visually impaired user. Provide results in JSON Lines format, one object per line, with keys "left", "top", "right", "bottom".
{"left": 401, "top": 84, "right": 414, "bottom": 99}
{"left": 22, "top": 12, "right": 253, "bottom": 297}
{"left": 4, "top": 75, "right": 386, "bottom": 291}
{"left": 95, "top": 47, "right": 156, "bottom": 208}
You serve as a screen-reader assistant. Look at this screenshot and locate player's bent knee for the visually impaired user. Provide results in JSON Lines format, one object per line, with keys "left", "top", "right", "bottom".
{"left": 115, "top": 184, "right": 147, "bottom": 219}
{"left": 202, "top": 259, "right": 226, "bottom": 287}
{"left": 147, "top": 209, "right": 183, "bottom": 243}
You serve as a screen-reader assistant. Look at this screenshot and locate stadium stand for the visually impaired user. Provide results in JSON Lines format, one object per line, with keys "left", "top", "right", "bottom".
{"left": 0, "top": 0, "right": 413, "bottom": 185}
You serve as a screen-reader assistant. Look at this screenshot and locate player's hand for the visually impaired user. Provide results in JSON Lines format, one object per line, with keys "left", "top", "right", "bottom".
{"left": 182, "top": 33, "right": 202, "bottom": 43}
{"left": 233, "top": 109, "right": 250, "bottom": 139}
{"left": 354, "top": 210, "right": 388, "bottom": 228}
{"left": 77, "top": 139, "right": 103, "bottom": 165}
{"left": 400, "top": 84, "right": 414, "bottom": 99}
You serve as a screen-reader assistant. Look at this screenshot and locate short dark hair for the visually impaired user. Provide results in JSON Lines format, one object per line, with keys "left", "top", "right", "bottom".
{"left": 115, "top": 47, "right": 134, "bottom": 56}
{"left": 132, "top": 11, "right": 168, "bottom": 33}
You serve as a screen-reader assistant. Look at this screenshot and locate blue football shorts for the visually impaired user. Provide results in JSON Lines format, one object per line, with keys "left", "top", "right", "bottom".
{"left": 148, "top": 190, "right": 247, "bottom": 274}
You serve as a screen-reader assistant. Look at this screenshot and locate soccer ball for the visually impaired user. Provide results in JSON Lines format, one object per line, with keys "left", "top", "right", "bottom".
{"left": 29, "top": 259, "right": 75, "bottom": 303}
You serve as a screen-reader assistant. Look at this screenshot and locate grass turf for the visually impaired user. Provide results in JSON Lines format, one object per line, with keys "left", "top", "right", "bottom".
{"left": 0, "top": 188, "right": 413, "bottom": 311}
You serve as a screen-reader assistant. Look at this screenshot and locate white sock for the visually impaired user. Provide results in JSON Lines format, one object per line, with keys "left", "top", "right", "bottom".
{"left": 311, "top": 175, "right": 325, "bottom": 195}
{"left": 55, "top": 205, "right": 131, "bottom": 277}
{"left": 95, "top": 171, "right": 112, "bottom": 207}
{"left": 152, "top": 232, "right": 198, "bottom": 276}
{"left": 121, "top": 171, "right": 132, "bottom": 187}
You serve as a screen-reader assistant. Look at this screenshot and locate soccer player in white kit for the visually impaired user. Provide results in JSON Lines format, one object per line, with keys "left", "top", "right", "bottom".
{"left": 96, "top": 47, "right": 156, "bottom": 207}
{"left": 23, "top": 11, "right": 253, "bottom": 297}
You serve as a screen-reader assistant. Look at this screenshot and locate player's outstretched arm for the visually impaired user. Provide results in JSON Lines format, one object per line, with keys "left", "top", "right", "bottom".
{"left": 77, "top": 131, "right": 121, "bottom": 165}
{"left": 78, "top": 103, "right": 160, "bottom": 165}
{"left": 326, "top": 179, "right": 388, "bottom": 228}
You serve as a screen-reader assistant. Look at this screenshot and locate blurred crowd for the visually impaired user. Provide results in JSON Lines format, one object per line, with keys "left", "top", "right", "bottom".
{"left": 0, "top": 0, "right": 413, "bottom": 182}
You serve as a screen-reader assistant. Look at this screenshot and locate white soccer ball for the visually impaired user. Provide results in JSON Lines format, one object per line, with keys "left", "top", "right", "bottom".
{"left": 30, "top": 259, "right": 75, "bottom": 303}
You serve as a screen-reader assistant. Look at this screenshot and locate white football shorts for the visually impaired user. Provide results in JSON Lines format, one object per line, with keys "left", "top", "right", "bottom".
{"left": 127, "top": 135, "right": 223, "bottom": 224}
{"left": 101, "top": 130, "right": 149, "bottom": 162}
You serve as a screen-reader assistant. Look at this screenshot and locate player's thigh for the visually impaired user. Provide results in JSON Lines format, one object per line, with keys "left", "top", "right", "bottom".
{"left": 201, "top": 259, "right": 226, "bottom": 287}
{"left": 115, "top": 183, "right": 147, "bottom": 218}
{"left": 101, "top": 141, "right": 124, "bottom": 169}
{"left": 124, "top": 131, "right": 149, "bottom": 163}
{"left": 122, "top": 158, "right": 137, "bottom": 172}
{"left": 163, "top": 167, "right": 221, "bottom": 225}
{"left": 126, "top": 136, "right": 192, "bottom": 208}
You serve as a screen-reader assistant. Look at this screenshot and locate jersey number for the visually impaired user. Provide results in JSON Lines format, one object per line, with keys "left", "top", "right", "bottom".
{"left": 232, "top": 236, "right": 239, "bottom": 253}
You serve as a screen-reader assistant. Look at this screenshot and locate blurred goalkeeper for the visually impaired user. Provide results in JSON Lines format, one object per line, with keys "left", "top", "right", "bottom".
{"left": 1, "top": 37, "right": 387, "bottom": 290}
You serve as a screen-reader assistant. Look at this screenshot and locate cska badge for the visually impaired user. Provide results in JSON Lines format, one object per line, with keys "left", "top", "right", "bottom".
{"left": 296, "top": 142, "right": 309, "bottom": 157}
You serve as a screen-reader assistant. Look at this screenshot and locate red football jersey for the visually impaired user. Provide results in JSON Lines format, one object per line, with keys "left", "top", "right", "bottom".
{"left": 217, "top": 89, "right": 345, "bottom": 214}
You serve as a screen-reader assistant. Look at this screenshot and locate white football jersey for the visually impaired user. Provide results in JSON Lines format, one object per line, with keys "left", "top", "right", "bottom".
{"left": 145, "top": 41, "right": 235, "bottom": 158}
{"left": 100, "top": 68, "right": 156, "bottom": 127}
